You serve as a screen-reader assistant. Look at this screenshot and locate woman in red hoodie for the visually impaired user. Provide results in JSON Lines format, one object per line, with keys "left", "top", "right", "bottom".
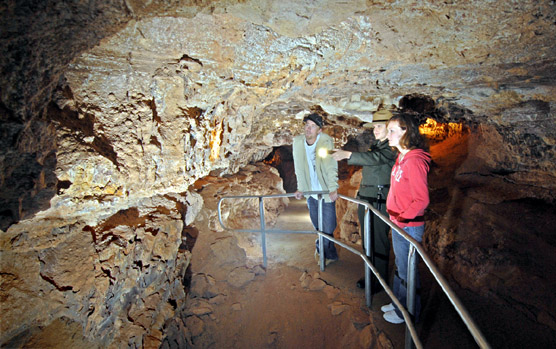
{"left": 381, "top": 113, "right": 431, "bottom": 324}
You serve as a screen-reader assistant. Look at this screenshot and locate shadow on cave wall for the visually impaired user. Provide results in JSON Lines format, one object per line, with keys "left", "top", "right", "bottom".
{"left": 0, "top": 103, "right": 58, "bottom": 231}
{"left": 0, "top": 82, "right": 125, "bottom": 231}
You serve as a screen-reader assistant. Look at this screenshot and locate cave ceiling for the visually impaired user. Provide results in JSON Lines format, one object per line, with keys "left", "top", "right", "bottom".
{"left": 1, "top": 0, "right": 555, "bottom": 225}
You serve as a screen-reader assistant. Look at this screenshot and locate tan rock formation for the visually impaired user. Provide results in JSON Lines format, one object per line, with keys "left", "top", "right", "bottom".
{"left": 0, "top": 0, "right": 555, "bottom": 347}
{"left": 0, "top": 193, "right": 196, "bottom": 347}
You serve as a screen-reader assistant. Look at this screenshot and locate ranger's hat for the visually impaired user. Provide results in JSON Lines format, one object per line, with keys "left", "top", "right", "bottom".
{"left": 364, "top": 109, "right": 393, "bottom": 127}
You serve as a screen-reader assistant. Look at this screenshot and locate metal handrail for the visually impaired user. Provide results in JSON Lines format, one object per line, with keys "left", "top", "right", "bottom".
{"left": 217, "top": 191, "right": 325, "bottom": 233}
{"left": 217, "top": 191, "right": 490, "bottom": 349}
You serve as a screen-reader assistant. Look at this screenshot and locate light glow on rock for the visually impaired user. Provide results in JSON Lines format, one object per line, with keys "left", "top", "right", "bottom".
{"left": 419, "top": 118, "right": 464, "bottom": 141}
{"left": 210, "top": 121, "right": 223, "bottom": 162}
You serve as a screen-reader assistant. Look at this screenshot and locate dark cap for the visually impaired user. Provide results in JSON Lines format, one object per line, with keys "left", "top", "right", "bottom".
{"left": 303, "top": 113, "right": 324, "bottom": 128}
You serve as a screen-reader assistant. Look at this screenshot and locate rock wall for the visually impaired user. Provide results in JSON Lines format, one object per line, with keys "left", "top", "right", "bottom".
{"left": 0, "top": 192, "right": 199, "bottom": 347}
{"left": 2, "top": 1, "right": 555, "bottom": 230}
{"left": 193, "top": 162, "right": 288, "bottom": 259}
{"left": 165, "top": 162, "right": 287, "bottom": 347}
{"left": 0, "top": 160, "right": 286, "bottom": 347}
{"left": 1, "top": 0, "right": 555, "bottom": 347}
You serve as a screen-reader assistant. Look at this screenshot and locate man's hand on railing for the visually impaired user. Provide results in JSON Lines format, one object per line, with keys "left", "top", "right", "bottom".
{"left": 329, "top": 190, "right": 338, "bottom": 202}
{"left": 294, "top": 190, "right": 303, "bottom": 200}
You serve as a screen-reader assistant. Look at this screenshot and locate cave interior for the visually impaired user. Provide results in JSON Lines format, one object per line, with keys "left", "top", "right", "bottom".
{"left": 1, "top": 1, "right": 555, "bottom": 348}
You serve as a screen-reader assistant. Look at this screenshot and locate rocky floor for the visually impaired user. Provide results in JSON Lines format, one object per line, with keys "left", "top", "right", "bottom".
{"left": 7, "top": 197, "right": 538, "bottom": 349}
{"left": 182, "top": 199, "right": 479, "bottom": 348}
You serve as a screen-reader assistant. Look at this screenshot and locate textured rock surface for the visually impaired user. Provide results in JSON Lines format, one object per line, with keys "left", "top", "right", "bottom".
{"left": 194, "top": 162, "right": 288, "bottom": 258}
{"left": 0, "top": 193, "right": 197, "bottom": 347}
{"left": 1, "top": 0, "right": 555, "bottom": 347}
{"left": 2, "top": 0, "right": 555, "bottom": 230}
{"left": 180, "top": 172, "right": 382, "bottom": 349}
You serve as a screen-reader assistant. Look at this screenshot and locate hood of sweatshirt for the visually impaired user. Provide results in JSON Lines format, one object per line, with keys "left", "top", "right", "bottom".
{"left": 402, "top": 148, "right": 431, "bottom": 168}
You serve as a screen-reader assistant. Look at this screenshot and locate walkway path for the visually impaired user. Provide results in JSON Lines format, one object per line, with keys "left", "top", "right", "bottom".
{"left": 267, "top": 199, "right": 406, "bottom": 347}
{"left": 186, "top": 195, "right": 475, "bottom": 348}
{"left": 267, "top": 199, "right": 478, "bottom": 349}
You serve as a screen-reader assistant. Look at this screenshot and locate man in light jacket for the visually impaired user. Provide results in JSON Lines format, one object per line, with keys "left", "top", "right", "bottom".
{"left": 293, "top": 113, "right": 339, "bottom": 265}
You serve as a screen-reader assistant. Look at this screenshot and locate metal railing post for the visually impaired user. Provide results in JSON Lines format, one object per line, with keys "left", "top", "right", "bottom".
{"left": 364, "top": 206, "right": 372, "bottom": 307}
{"left": 405, "top": 245, "right": 418, "bottom": 349}
{"left": 318, "top": 193, "right": 325, "bottom": 271}
{"left": 259, "top": 196, "right": 267, "bottom": 268}
{"left": 217, "top": 192, "right": 490, "bottom": 349}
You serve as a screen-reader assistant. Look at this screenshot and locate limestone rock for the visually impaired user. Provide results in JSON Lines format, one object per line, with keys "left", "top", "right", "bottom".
{"left": 200, "top": 162, "right": 288, "bottom": 258}
{"left": 1, "top": 1, "right": 555, "bottom": 347}
{"left": 252, "top": 264, "right": 266, "bottom": 276}
{"left": 185, "top": 316, "right": 205, "bottom": 338}
{"left": 309, "top": 278, "right": 327, "bottom": 291}
{"left": 359, "top": 325, "right": 373, "bottom": 349}
{"left": 300, "top": 274, "right": 312, "bottom": 289}
{"left": 336, "top": 170, "right": 363, "bottom": 243}
{"left": 189, "top": 273, "right": 219, "bottom": 299}
{"left": 38, "top": 232, "right": 96, "bottom": 293}
{"left": 208, "top": 294, "right": 227, "bottom": 305}
{"left": 227, "top": 267, "right": 256, "bottom": 288}
{"left": 185, "top": 299, "right": 213, "bottom": 316}
{"left": 377, "top": 331, "right": 394, "bottom": 349}
{"left": 324, "top": 285, "right": 341, "bottom": 299}
{"left": 210, "top": 236, "right": 248, "bottom": 267}
{"left": 328, "top": 301, "right": 350, "bottom": 316}
{"left": 0, "top": 193, "right": 193, "bottom": 348}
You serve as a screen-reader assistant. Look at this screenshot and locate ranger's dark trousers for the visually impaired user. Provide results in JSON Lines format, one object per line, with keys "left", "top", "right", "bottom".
{"left": 357, "top": 195, "right": 390, "bottom": 289}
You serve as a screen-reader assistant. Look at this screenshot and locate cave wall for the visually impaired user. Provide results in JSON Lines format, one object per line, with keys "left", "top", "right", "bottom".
{"left": 2, "top": 1, "right": 555, "bottom": 229}
{"left": 0, "top": 192, "right": 199, "bottom": 347}
{"left": 1, "top": 0, "right": 556, "bottom": 347}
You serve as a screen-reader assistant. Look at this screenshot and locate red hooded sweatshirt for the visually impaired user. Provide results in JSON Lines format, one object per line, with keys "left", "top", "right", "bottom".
{"left": 386, "top": 148, "right": 431, "bottom": 228}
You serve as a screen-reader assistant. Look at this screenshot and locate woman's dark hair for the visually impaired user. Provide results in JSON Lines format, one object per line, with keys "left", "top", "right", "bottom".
{"left": 388, "top": 113, "right": 428, "bottom": 151}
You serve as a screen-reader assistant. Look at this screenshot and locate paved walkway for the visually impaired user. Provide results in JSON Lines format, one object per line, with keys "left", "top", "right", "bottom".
{"left": 267, "top": 199, "right": 368, "bottom": 292}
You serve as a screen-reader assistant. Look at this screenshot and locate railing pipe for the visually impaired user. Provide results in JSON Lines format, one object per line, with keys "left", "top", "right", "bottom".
{"left": 259, "top": 196, "right": 267, "bottom": 268}
{"left": 364, "top": 206, "right": 372, "bottom": 307}
{"left": 318, "top": 193, "right": 325, "bottom": 271}
{"left": 216, "top": 191, "right": 490, "bottom": 349}
{"left": 373, "top": 210, "right": 490, "bottom": 349}
{"left": 217, "top": 191, "right": 327, "bottom": 234}
{"left": 406, "top": 245, "right": 419, "bottom": 349}
{"left": 315, "top": 231, "right": 423, "bottom": 349}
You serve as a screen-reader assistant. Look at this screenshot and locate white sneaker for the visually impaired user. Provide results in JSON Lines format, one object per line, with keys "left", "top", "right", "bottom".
{"left": 383, "top": 310, "right": 405, "bottom": 324}
{"left": 381, "top": 303, "right": 395, "bottom": 313}
{"left": 317, "top": 257, "right": 337, "bottom": 267}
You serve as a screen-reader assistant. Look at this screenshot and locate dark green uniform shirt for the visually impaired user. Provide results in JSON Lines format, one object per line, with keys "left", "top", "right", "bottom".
{"left": 347, "top": 139, "right": 397, "bottom": 198}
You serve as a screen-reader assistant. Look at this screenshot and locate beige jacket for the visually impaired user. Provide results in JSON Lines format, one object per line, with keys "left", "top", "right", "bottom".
{"left": 292, "top": 133, "right": 339, "bottom": 202}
